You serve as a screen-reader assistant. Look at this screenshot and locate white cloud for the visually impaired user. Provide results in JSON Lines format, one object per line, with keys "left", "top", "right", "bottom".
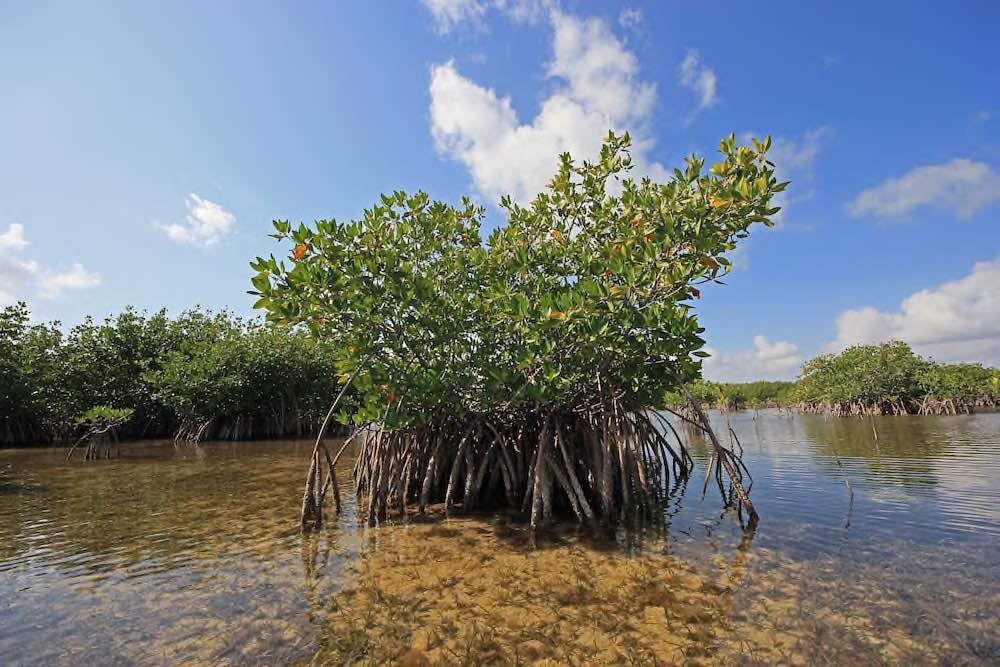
{"left": 0, "top": 223, "right": 101, "bottom": 304}
{"left": 762, "top": 126, "right": 832, "bottom": 226}
{"left": 429, "top": 9, "right": 668, "bottom": 205}
{"left": 678, "top": 49, "right": 717, "bottom": 115}
{"left": 158, "top": 193, "right": 236, "bottom": 246}
{"left": 714, "top": 127, "right": 831, "bottom": 271}
{"left": 768, "top": 127, "right": 831, "bottom": 177}
{"left": 421, "top": 0, "right": 546, "bottom": 33}
{"left": 618, "top": 7, "right": 642, "bottom": 31}
{"left": 422, "top": 0, "right": 489, "bottom": 33}
{"left": 702, "top": 335, "right": 802, "bottom": 382}
{"left": 828, "top": 259, "right": 1000, "bottom": 366}
{"left": 37, "top": 263, "right": 101, "bottom": 299}
{"left": 0, "top": 223, "right": 29, "bottom": 252}
{"left": 848, "top": 158, "right": 1000, "bottom": 220}
{"left": 495, "top": 0, "right": 548, "bottom": 24}
{"left": 548, "top": 11, "right": 656, "bottom": 123}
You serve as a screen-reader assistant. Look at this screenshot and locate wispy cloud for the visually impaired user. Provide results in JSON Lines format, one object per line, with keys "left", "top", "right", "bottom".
{"left": 0, "top": 223, "right": 101, "bottom": 304}
{"left": 678, "top": 49, "right": 718, "bottom": 116}
{"left": 422, "top": 0, "right": 489, "bottom": 33}
{"left": 158, "top": 193, "right": 236, "bottom": 246}
{"left": 763, "top": 126, "right": 833, "bottom": 226}
{"left": 848, "top": 158, "right": 1000, "bottom": 220}
{"left": 768, "top": 127, "right": 832, "bottom": 176}
{"left": 421, "top": 0, "right": 547, "bottom": 33}
{"left": 618, "top": 7, "right": 642, "bottom": 32}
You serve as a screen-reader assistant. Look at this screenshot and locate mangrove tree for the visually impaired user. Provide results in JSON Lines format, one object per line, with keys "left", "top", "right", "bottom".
{"left": 251, "top": 131, "right": 785, "bottom": 531}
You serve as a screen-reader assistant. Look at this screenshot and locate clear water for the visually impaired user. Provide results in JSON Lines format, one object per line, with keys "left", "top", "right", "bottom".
{"left": 1, "top": 411, "right": 998, "bottom": 665}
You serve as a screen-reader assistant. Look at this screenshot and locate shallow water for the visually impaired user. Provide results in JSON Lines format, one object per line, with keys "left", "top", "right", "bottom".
{"left": 0, "top": 411, "right": 998, "bottom": 665}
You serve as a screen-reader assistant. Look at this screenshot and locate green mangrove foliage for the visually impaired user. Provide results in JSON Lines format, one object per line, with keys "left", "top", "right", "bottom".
{"left": 793, "top": 341, "right": 998, "bottom": 416}
{"left": 0, "top": 304, "right": 342, "bottom": 444}
{"left": 146, "top": 311, "right": 343, "bottom": 441}
{"left": 1, "top": 302, "right": 65, "bottom": 444}
{"left": 75, "top": 405, "right": 136, "bottom": 427}
{"left": 251, "top": 131, "right": 784, "bottom": 529}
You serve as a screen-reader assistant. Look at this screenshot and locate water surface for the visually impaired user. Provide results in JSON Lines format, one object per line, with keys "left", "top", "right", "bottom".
{"left": 1, "top": 411, "right": 997, "bottom": 665}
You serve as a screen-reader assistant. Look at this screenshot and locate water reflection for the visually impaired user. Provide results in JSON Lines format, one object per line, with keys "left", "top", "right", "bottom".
{"left": 0, "top": 412, "right": 998, "bottom": 665}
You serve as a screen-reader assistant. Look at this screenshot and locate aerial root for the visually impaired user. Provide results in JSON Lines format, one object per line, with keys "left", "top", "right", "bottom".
{"left": 299, "top": 394, "right": 759, "bottom": 532}
{"left": 679, "top": 383, "right": 758, "bottom": 527}
{"left": 66, "top": 417, "right": 128, "bottom": 462}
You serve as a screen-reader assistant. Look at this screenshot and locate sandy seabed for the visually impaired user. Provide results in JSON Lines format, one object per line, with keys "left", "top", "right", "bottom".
{"left": 303, "top": 517, "right": 997, "bottom": 666}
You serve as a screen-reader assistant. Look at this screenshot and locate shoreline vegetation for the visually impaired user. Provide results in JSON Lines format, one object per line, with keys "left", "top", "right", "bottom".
{"left": 0, "top": 302, "right": 342, "bottom": 446}
{"left": 791, "top": 341, "right": 998, "bottom": 416}
{"left": 3, "top": 305, "right": 996, "bottom": 449}
{"left": 679, "top": 342, "right": 998, "bottom": 417}
{"left": 670, "top": 342, "right": 998, "bottom": 416}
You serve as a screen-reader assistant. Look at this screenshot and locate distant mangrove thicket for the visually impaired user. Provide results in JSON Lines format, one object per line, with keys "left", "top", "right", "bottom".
{"left": 0, "top": 302, "right": 341, "bottom": 445}
{"left": 666, "top": 343, "right": 997, "bottom": 415}
{"left": 792, "top": 341, "right": 998, "bottom": 416}
{"left": 665, "top": 380, "right": 795, "bottom": 411}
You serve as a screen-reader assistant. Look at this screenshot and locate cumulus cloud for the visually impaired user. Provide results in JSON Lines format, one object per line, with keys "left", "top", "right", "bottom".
{"left": 678, "top": 50, "right": 717, "bottom": 115}
{"left": 702, "top": 335, "right": 802, "bottom": 382}
{"left": 158, "top": 194, "right": 236, "bottom": 246}
{"left": 828, "top": 259, "right": 1000, "bottom": 366}
{"left": 0, "top": 223, "right": 101, "bottom": 304}
{"left": 429, "top": 9, "right": 668, "bottom": 204}
{"left": 0, "top": 223, "right": 28, "bottom": 252}
{"left": 848, "top": 158, "right": 1000, "bottom": 220}
{"left": 548, "top": 12, "right": 656, "bottom": 122}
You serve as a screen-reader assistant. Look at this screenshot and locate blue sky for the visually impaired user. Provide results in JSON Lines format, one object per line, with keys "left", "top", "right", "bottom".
{"left": 2, "top": 0, "right": 998, "bottom": 380}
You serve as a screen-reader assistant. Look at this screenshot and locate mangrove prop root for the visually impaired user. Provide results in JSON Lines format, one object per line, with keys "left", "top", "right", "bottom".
{"left": 793, "top": 395, "right": 997, "bottom": 417}
{"left": 299, "top": 396, "right": 758, "bottom": 532}
{"left": 679, "top": 383, "right": 758, "bottom": 527}
{"left": 66, "top": 418, "right": 129, "bottom": 462}
{"left": 300, "top": 360, "right": 370, "bottom": 531}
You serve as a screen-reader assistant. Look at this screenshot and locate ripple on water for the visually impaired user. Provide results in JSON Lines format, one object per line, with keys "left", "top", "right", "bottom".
{"left": 0, "top": 415, "right": 998, "bottom": 665}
